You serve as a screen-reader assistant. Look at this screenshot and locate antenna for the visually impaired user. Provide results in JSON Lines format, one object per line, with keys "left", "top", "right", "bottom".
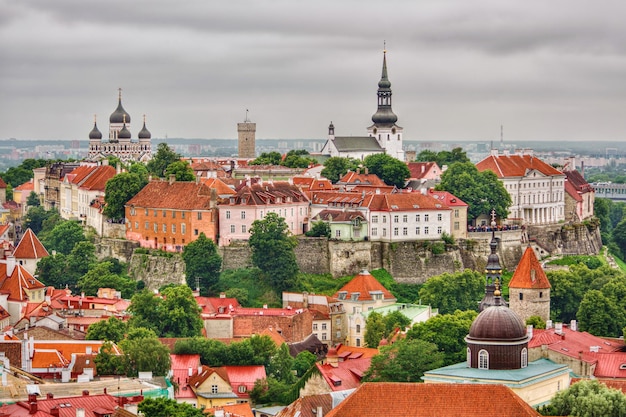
{"left": 500, "top": 125, "right": 503, "bottom": 150}
{"left": 244, "top": 109, "right": 250, "bottom": 123}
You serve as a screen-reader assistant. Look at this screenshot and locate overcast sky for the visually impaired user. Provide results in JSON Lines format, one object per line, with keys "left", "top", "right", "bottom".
{"left": 1, "top": 0, "right": 626, "bottom": 143}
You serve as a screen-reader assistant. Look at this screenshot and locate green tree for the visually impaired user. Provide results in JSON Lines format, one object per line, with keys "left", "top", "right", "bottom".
{"left": 248, "top": 334, "right": 278, "bottom": 366}
{"left": 128, "top": 290, "right": 162, "bottom": 334}
{"left": 305, "top": 220, "right": 331, "bottom": 238}
{"left": 128, "top": 162, "right": 149, "bottom": 182}
{"left": 138, "top": 397, "right": 206, "bottom": 417}
{"left": 41, "top": 220, "right": 86, "bottom": 255}
{"left": 86, "top": 317, "right": 127, "bottom": 343}
{"left": 611, "top": 218, "right": 626, "bottom": 257}
{"left": 436, "top": 162, "right": 512, "bottom": 221}
{"left": 281, "top": 149, "right": 316, "bottom": 168}
{"left": 24, "top": 206, "right": 59, "bottom": 235}
{"left": 103, "top": 172, "right": 147, "bottom": 220}
{"left": 120, "top": 333, "right": 171, "bottom": 377}
{"left": 321, "top": 157, "right": 360, "bottom": 183}
{"left": 225, "top": 287, "right": 249, "bottom": 306}
{"left": 182, "top": 232, "right": 222, "bottom": 294}
{"left": 363, "top": 153, "right": 410, "bottom": 188}
{"left": 293, "top": 350, "right": 317, "bottom": 377}
{"left": 249, "top": 151, "right": 282, "bottom": 166}
{"left": 383, "top": 310, "right": 412, "bottom": 336}
{"left": 407, "top": 310, "right": 478, "bottom": 366}
{"left": 415, "top": 150, "right": 438, "bottom": 163}
{"left": 363, "top": 338, "right": 444, "bottom": 382}
{"left": 159, "top": 285, "right": 203, "bottom": 338}
{"left": 364, "top": 312, "right": 387, "bottom": 348}
{"left": 77, "top": 262, "right": 136, "bottom": 297}
{"left": 418, "top": 270, "right": 484, "bottom": 314}
{"left": 526, "top": 315, "right": 547, "bottom": 329}
{"left": 267, "top": 343, "right": 296, "bottom": 384}
{"left": 147, "top": 143, "right": 181, "bottom": 177}
{"left": 66, "top": 241, "right": 97, "bottom": 278}
{"left": 539, "top": 379, "right": 626, "bottom": 417}
{"left": 250, "top": 377, "right": 291, "bottom": 405}
{"left": 249, "top": 212, "right": 299, "bottom": 293}
{"left": 576, "top": 290, "right": 625, "bottom": 337}
{"left": 26, "top": 191, "right": 40, "bottom": 207}
{"left": 164, "top": 160, "right": 195, "bottom": 181}
{"left": 94, "top": 341, "right": 126, "bottom": 376}
{"left": 35, "top": 253, "right": 70, "bottom": 289}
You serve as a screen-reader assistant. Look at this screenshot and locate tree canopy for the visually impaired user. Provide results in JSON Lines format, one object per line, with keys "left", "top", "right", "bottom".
{"left": 436, "top": 161, "right": 511, "bottom": 221}
{"left": 415, "top": 147, "right": 470, "bottom": 167}
{"left": 281, "top": 149, "right": 316, "bottom": 168}
{"left": 250, "top": 151, "right": 282, "bottom": 166}
{"left": 103, "top": 172, "right": 148, "bottom": 220}
{"left": 147, "top": 143, "right": 181, "bottom": 178}
{"left": 182, "top": 232, "right": 222, "bottom": 295}
{"left": 249, "top": 212, "right": 299, "bottom": 293}
{"left": 164, "top": 160, "right": 195, "bottom": 181}
{"left": 86, "top": 317, "right": 127, "bottom": 343}
{"left": 321, "top": 157, "right": 360, "bottom": 183}
{"left": 418, "top": 270, "right": 485, "bottom": 314}
{"left": 363, "top": 153, "right": 410, "bottom": 188}
{"left": 24, "top": 206, "right": 60, "bottom": 235}
{"left": 539, "top": 379, "right": 626, "bottom": 417}
{"left": 363, "top": 338, "right": 444, "bottom": 382}
{"left": 138, "top": 397, "right": 206, "bottom": 417}
{"left": 40, "top": 220, "right": 86, "bottom": 255}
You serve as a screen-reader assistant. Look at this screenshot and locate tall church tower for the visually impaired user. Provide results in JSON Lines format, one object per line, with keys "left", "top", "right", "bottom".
{"left": 237, "top": 111, "right": 256, "bottom": 159}
{"left": 366, "top": 49, "right": 404, "bottom": 161}
{"left": 109, "top": 88, "right": 131, "bottom": 141}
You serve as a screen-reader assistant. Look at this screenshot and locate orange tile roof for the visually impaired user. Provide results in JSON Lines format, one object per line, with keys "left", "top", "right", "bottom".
{"left": 325, "top": 383, "right": 541, "bottom": 417}
{"left": 476, "top": 153, "right": 563, "bottom": 178}
{"left": 0, "top": 264, "right": 45, "bottom": 301}
{"left": 338, "top": 172, "right": 386, "bottom": 186}
{"left": 316, "top": 357, "right": 371, "bottom": 391}
{"left": 508, "top": 247, "right": 551, "bottom": 289}
{"left": 126, "top": 179, "right": 216, "bottom": 210}
{"left": 407, "top": 162, "right": 441, "bottom": 179}
{"left": 13, "top": 228, "right": 49, "bottom": 259}
{"left": 0, "top": 178, "right": 6, "bottom": 188}
{"left": 207, "top": 403, "right": 254, "bottom": 417}
{"left": 333, "top": 270, "right": 395, "bottom": 302}
{"left": 31, "top": 348, "right": 70, "bottom": 368}
{"left": 368, "top": 193, "right": 451, "bottom": 211}
{"left": 426, "top": 189, "right": 468, "bottom": 207}
{"left": 199, "top": 177, "right": 236, "bottom": 196}
{"left": 79, "top": 165, "right": 116, "bottom": 191}
{"left": 335, "top": 343, "right": 379, "bottom": 359}
{"left": 14, "top": 179, "right": 34, "bottom": 192}
{"left": 529, "top": 326, "right": 623, "bottom": 364}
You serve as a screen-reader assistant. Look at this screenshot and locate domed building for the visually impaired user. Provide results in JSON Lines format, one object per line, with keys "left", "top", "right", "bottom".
{"left": 423, "top": 213, "right": 570, "bottom": 407}
{"left": 87, "top": 89, "right": 152, "bottom": 163}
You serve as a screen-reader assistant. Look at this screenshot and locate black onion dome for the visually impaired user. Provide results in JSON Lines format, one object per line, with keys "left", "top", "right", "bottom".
{"left": 138, "top": 120, "right": 151, "bottom": 139}
{"left": 468, "top": 305, "right": 527, "bottom": 341}
{"left": 372, "top": 108, "right": 398, "bottom": 125}
{"left": 89, "top": 122, "right": 102, "bottom": 140}
{"left": 110, "top": 96, "right": 131, "bottom": 124}
{"left": 118, "top": 123, "right": 131, "bottom": 139}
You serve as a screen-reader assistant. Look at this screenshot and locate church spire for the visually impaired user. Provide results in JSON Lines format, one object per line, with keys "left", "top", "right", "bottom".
{"left": 371, "top": 47, "right": 398, "bottom": 126}
{"left": 479, "top": 210, "right": 505, "bottom": 311}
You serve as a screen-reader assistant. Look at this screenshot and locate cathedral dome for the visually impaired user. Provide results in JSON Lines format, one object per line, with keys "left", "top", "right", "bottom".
{"left": 371, "top": 108, "right": 398, "bottom": 125}
{"left": 118, "top": 123, "right": 131, "bottom": 140}
{"left": 110, "top": 93, "right": 131, "bottom": 124}
{"left": 89, "top": 122, "right": 102, "bottom": 140}
{"left": 468, "top": 305, "right": 527, "bottom": 342}
{"left": 138, "top": 120, "right": 151, "bottom": 139}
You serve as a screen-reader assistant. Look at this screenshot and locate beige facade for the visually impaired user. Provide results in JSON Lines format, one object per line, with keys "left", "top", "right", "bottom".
{"left": 509, "top": 287, "right": 550, "bottom": 324}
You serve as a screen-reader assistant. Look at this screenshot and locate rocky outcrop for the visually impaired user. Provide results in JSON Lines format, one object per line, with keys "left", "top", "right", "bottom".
{"left": 127, "top": 251, "right": 186, "bottom": 290}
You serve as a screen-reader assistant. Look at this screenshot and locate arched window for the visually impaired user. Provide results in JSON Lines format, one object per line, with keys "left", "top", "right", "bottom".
{"left": 478, "top": 349, "right": 489, "bottom": 369}
{"left": 467, "top": 347, "right": 471, "bottom": 366}
{"left": 521, "top": 348, "right": 528, "bottom": 368}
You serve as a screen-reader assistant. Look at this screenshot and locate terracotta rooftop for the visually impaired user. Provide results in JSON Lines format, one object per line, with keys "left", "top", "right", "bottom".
{"left": 126, "top": 179, "right": 216, "bottom": 210}
{"left": 207, "top": 403, "right": 255, "bottom": 417}
{"left": 333, "top": 270, "right": 395, "bottom": 302}
{"left": 325, "top": 382, "right": 541, "bottom": 417}
{"left": 427, "top": 189, "right": 468, "bottom": 207}
{"left": 13, "top": 228, "right": 49, "bottom": 260}
{"left": 407, "top": 162, "right": 441, "bottom": 179}
{"left": 476, "top": 153, "right": 563, "bottom": 178}
{"left": 0, "top": 264, "right": 45, "bottom": 301}
{"left": 14, "top": 180, "right": 34, "bottom": 192}
{"left": 316, "top": 357, "right": 371, "bottom": 392}
{"left": 0, "top": 392, "right": 120, "bottom": 417}
{"left": 508, "top": 246, "right": 551, "bottom": 289}
{"left": 368, "top": 192, "right": 451, "bottom": 212}
{"left": 564, "top": 170, "right": 594, "bottom": 193}
{"left": 338, "top": 171, "right": 386, "bottom": 186}
{"left": 78, "top": 165, "right": 116, "bottom": 191}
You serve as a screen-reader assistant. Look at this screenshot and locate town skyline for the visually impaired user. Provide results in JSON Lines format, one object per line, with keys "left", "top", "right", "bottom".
{"left": 2, "top": 1, "right": 626, "bottom": 142}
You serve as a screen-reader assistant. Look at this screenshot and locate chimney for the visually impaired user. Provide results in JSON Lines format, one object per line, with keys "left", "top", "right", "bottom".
{"left": 364, "top": 167, "right": 369, "bottom": 175}
{"left": 28, "top": 394, "right": 37, "bottom": 414}
{"left": 169, "top": 174, "right": 176, "bottom": 185}
{"left": 555, "top": 322, "right": 563, "bottom": 334}
{"left": 47, "top": 393, "right": 54, "bottom": 399}
{"left": 6, "top": 255, "right": 15, "bottom": 277}
{"left": 220, "top": 292, "right": 226, "bottom": 298}
{"left": 317, "top": 406, "right": 323, "bottom": 417}
{"left": 50, "top": 406, "right": 60, "bottom": 417}
{"left": 82, "top": 390, "right": 89, "bottom": 396}
{"left": 570, "top": 320, "right": 577, "bottom": 331}
{"left": 546, "top": 320, "right": 553, "bottom": 329}
{"left": 526, "top": 325, "right": 533, "bottom": 339}
{"left": 214, "top": 409, "right": 225, "bottom": 417}
{"left": 76, "top": 408, "right": 86, "bottom": 417}
{"left": 188, "top": 367, "right": 193, "bottom": 377}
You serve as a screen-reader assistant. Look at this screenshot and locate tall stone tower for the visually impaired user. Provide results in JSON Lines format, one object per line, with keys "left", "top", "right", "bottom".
{"left": 237, "top": 112, "right": 256, "bottom": 159}
{"left": 508, "top": 246, "right": 551, "bottom": 323}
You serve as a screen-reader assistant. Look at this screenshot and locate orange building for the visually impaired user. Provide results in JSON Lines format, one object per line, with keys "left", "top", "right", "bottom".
{"left": 125, "top": 177, "right": 233, "bottom": 251}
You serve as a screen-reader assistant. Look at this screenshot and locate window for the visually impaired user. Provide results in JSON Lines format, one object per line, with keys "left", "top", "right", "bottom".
{"left": 144, "top": 221, "right": 149, "bottom": 230}
{"left": 521, "top": 348, "right": 528, "bottom": 368}
{"left": 336, "top": 318, "right": 341, "bottom": 326}
{"left": 424, "top": 227, "right": 429, "bottom": 234}
{"left": 198, "top": 212, "right": 202, "bottom": 220}
{"left": 382, "top": 228, "right": 387, "bottom": 236}
{"left": 372, "top": 215, "right": 379, "bottom": 223}
{"left": 335, "top": 230, "right": 341, "bottom": 238}
{"left": 416, "top": 214, "right": 420, "bottom": 222}
{"left": 182, "top": 212, "right": 185, "bottom": 219}
{"left": 478, "top": 349, "right": 489, "bottom": 369}
{"left": 134, "top": 222, "right": 138, "bottom": 229}
{"left": 403, "top": 227, "right": 408, "bottom": 236}
{"left": 211, "top": 385, "right": 218, "bottom": 394}
{"left": 437, "top": 226, "right": 442, "bottom": 234}
{"left": 162, "top": 210, "right": 166, "bottom": 217}
{"left": 172, "top": 224, "right": 176, "bottom": 233}
{"left": 322, "top": 323, "right": 327, "bottom": 330}
{"left": 454, "top": 221, "right": 460, "bottom": 230}
{"left": 393, "top": 227, "right": 399, "bottom": 236}
{"left": 394, "top": 215, "right": 399, "bottom": 223}
{"left": 226, "top": 210, "right": 231, "bottom": 219}
{"left": 372, "top": 227, "right": 378, "bottom": 236}
{"left": 415, "top": 227, "right": 420, "bottom": 235}
{"left": 356, "top": 324, "right": 361, "bottom": 333}
{"left": 154, "top": 210, "right": 158, "bottom": 217}
{"left": 454, "top": 209, "right": 459, "bottom": 218}
{"left": 424, "top": 214, "right": 429, "bottom": 221}
{"left": 336, "top": 331, "right": 341, "bottom": 339}
{"left": 313, "top": 323, "right": 318, "bottom": 331}
{"left": 539, "top": 291, "right": 543, "bottom": 298}
{"left": 145, "top": 209, "right": 149, "bottom": 215}
{"left": 130, "top": 207, "right": 136, "bottom": 216}
{"left": 194, "top": 229, "right": 199, "bottom": 236}
{"left": 322, "top": 333, "right": 327, "bottom": 340}
{"left": 242, "top": 225, "right": 247, "bottom": 233}
{"left": 437, "top": 213, "right": 442, "bottom": 221}
{"left": 519, "top": 293, "right": 524, "bottom": 300}
{"left": 230, "top": 225, "right": 236, "bottom": 233}
{"left": 382, "top": 216, "right": 387, "bottom": 223}
{"left": 241, "top": 211, "right": 246, "bottom": 219}
{"left": 153, "top": 223, "right": 157, "bottom": 232}
{"left": 238, "top": 385, "right": 246, "bottom": 393}
{"left": 467, "top": 347, "right": 471, "bottom": 366}
{"left": 356, "top": 339, "right": 361, "bottom": 347}
{"left": 172, "top": 211, "right": 176, "bottom": 219}
{"left": 402, "top": 215, "right": 408, "bottom": 223}
{"left": 162, "top": 224, "right": 166, "bottom": 233}
{"left": 181, "top": 223, "right": 186, "bottom": 234}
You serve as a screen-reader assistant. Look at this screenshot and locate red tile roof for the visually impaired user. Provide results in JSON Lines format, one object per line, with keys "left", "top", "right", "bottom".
{"left": 276, "top": 392, "right": 333, "bottom": 417}
{"left": 14, "top": 180, "right": 34, "bottom": 192}
{"left": 79, "top": 165, "right": 116, "bottom": 191}
{"left": 591, "top": 352, "right": 626, "bottom": 379}
{"left": 0, "top": 392, "right": 119, "bottom": 417}
{"left": 407, "top": 162, "right": 441, "bottom": 179}
{"left": 325, "top": 383, "right": 541, "bottom": 417}
{"left": 315, "top": 357, "right": 371, "bottom": 391}
{"left": 199, "top": 177, "right": 236, "bottom": 197}
{"left": 508, "top": 247, "right": 551, "bottom": 289}
{"left": 427, "top": 189, "right": 468, "bottom": 207}
{"left": 476, "top": 153, "right": 563, "bottom": 178}
{"left": 333, "top": 270, "right": 395, "bottom": 302}
{"left": 13, "top": 228, "right": 49, "bottom": 259}
{"left": 126, "top": 179, "right": 216, "bottom": 210}
{"left": 207, "top": 403, "right": 254, "bottom": 417}
{"left": 338, "top": 172, "right": 386, "bottom": 186}
{"left": 368, "top": 193, "right": 451, "bottom": 212}
{"left": 0, "top": 178, "right": 6, "bottom": 188}
{"left": 564, "top": 170, "right": 594, "bottom": 193}
{"left": 0, "top": 264, "right": 45, "bottom": 301}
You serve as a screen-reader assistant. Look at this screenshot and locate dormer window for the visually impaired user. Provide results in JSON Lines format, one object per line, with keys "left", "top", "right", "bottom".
{"left": 350, "top": 292, "right": 360, "bottom": 301}
{"left": 337, "top": 291, "right": 347, "bottom": 300}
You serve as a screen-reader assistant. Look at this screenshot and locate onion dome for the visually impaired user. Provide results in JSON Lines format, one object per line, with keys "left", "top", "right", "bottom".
{"left": 371, "top": 50, "right": 398, "bottom": 126}
{"left": 89, "top": 118, "right": 102, "bottom": 140}
{"left": 109, "top": 89, "right": 131, "bottom": 124}
{"left": 467, "top": 304, "right": 528, "bottom": 342}
{"left": 138, "top": 115, "right": 151, "bottom": 139}
{"left": 118, "top": 122, "right": 131, "bottom": 140}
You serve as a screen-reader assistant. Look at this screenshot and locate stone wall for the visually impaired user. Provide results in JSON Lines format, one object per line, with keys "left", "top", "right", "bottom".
{"left": 94, "top": 238, "right": 139, "bottom": 264}
{"left": 527, "top": 222, "right": 602, "bottom": 257}
{"left": 102, "top": 223, "right": 126, "bottom": 239}
{"left": 127, "top": 252, "right": 186, "bottom": 291}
